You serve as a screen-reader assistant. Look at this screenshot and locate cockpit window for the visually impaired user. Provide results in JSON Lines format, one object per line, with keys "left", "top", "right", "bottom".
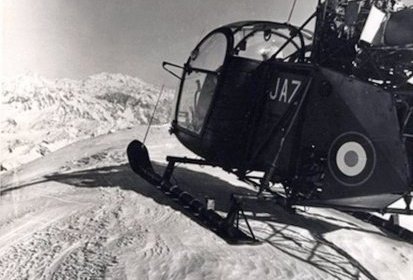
{"left": 190, "top": 33, "right": 227, "bottom": 70}
{"left": 177, "top": 32, "right": 227, "bottom": 134}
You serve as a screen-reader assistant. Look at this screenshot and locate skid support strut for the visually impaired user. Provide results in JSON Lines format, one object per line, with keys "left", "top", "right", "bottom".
{"left": 226, "top": 195, "right": 257, "bottom": 241}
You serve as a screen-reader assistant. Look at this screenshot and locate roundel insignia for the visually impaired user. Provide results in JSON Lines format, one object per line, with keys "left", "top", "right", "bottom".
{"left": 328, "top": 132, "right": 376, "bottom": 186}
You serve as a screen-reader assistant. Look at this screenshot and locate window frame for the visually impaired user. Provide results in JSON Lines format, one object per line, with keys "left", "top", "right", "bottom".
{"left": 174, "top": 28, "right": 233, "bottom": 137}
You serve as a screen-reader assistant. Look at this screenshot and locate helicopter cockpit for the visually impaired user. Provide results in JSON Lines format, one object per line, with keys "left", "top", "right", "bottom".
{"left": 168, "top": 22, "right": 308, "bottom": 142}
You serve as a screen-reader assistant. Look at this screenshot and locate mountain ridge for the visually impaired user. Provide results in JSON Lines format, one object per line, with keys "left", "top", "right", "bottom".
{"left": 0, "top": 73, "right": 175, "bottom": 170}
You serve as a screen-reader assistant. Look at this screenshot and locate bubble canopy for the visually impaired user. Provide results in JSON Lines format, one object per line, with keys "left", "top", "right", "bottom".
{"left": 174, "top": 21, "right": 308, "bottom": 135}
{"left": 191, "top": 21, "right": 307, "bottom": 64}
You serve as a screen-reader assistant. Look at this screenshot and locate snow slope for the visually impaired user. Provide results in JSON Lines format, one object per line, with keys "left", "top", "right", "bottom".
{"left": 0, "top": 73, "right": 174, "bottom": 170}
{"left": 0, "top": 126, "right": 411, "bottom": 280}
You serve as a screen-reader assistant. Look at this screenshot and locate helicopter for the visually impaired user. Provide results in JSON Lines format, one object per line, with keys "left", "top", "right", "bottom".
{"left": 127, "top": 0, "right": 413, "bottom": 243}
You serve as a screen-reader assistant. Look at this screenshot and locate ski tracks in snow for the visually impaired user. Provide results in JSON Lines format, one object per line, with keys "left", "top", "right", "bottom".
{"left": 0, "top": 175, "right": 381, "bottom": 280}
{"left": 0, "top": 184, "right": 132, "bottom": 279}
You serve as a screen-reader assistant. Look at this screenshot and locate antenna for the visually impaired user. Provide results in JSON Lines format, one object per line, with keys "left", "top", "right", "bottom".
{"left": 142, "top": 84, "right": 165, "bottom": 145}
{"left": 287, "top": 0, "right": 298, "bottom": 22}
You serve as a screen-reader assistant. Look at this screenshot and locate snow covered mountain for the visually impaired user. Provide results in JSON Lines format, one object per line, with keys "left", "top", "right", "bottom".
{"left": 0, "top": 73, "right": 174, "bottom": 170}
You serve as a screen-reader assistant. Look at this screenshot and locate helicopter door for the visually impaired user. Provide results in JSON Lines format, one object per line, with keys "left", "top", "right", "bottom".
{"left": 176, "top": 32, "right": 228, "bottom": 134}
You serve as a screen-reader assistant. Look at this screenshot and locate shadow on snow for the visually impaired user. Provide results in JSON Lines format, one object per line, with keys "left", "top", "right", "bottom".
{"left": 5, "top": 162, "right": 383, "bottom": 279}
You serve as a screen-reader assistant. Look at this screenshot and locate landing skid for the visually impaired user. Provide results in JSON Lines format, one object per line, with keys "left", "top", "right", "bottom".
{"left": 127, "top": 140, "right": 259, "bottom": 244}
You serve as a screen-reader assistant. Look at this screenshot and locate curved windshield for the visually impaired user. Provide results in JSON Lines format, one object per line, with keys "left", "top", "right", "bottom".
{"left": 177, "top": 32, "right": 227, "bottom": 134}
{"left": 190, "top": 33, "right": 227, "bottom": 70}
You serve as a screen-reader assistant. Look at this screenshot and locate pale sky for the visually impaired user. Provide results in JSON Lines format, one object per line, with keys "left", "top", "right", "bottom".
{"left": 0, "top": 0, "right": 357, "bottom": 86}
